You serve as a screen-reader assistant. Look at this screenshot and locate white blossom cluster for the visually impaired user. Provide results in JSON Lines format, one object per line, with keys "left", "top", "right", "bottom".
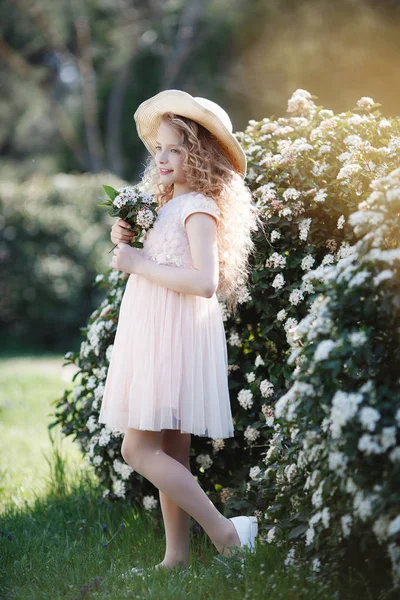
{"left": 113, "top": 185, "right": 153, "bottom": 209}
{"left": 196, "top": 453, "right": 213, "bottom": 470}
{"left": 143, "top": 495, "right": 158, "bottom": 510}
{"left": 136, "top": 207, "right": 155, "bottom": 229}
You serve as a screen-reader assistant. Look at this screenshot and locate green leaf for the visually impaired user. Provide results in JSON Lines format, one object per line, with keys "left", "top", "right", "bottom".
{"left": 102, "top": 184, "right": 118, "bottom": 201}
{"left": 288, "top": 523, "right": 308, "bottom": 539}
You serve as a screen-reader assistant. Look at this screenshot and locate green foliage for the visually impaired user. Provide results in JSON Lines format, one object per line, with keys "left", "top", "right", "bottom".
{"left": 0, "top": 172, "right": 124, "bottom": 350}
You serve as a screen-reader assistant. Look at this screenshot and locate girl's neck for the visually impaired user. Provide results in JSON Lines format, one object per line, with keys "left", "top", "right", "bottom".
{"left": 171, "top": 184, "right": 193, "bottom": 199}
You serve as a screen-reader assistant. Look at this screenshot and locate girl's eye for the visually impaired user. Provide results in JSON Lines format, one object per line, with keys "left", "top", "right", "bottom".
{"left": 155, "top": 147, "right": 180, "bottom": 153}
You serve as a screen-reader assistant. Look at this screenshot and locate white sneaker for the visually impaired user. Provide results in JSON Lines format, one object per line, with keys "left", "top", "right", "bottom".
{"left": 229, "top": 515, "right": 258, "bottom": 553}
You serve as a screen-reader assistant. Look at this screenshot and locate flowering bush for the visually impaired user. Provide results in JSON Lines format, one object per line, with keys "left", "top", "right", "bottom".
{"left": 220, "top": 90, "right": 399, "bottom": 509}
{"left": 253, "top": 167, "right": 400, "bottom": 589}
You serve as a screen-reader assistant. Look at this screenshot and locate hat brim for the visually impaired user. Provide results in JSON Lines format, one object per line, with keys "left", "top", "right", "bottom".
{"left": 134, "top": 90, "right": 247, "bottom": 179}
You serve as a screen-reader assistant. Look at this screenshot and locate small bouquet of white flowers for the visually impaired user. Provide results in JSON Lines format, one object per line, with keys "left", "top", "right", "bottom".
{"left": 99, "top": 184, "right": 159, "bottom": 254}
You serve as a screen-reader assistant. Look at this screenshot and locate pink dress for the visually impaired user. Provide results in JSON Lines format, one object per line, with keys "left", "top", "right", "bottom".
{"left": 98, "top": 191, "right": 235, "bottom": 439}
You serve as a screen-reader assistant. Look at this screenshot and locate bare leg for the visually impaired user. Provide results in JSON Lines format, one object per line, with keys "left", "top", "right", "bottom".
{"left": 121, "top": 428, "right": 240, "bottom": 562}
{"left": 157, "top": 430, "right": 191, "bottom": 568}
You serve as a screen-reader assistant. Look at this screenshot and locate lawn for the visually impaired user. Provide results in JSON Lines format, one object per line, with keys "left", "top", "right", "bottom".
{"left": 0, "top": 355, "right": 380, "bottom": 599}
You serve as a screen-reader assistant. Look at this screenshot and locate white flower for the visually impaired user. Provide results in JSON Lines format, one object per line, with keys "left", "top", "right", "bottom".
{"left": 113, "top": 459, "right": 134, "bottom": 480}
{"left": 353, "top": 491, "right": 375, "bottom": 521}
{"left": 389, "top": 447, "right": 400, "bottom": 463}
{"left": 266, "top": 527, "right": 277, "bottom": 543}
{"left": 86, "top": 415, "right": 98, "bottom": 433}
{"left": 283, "top": 187, "right": 301, "bottom": 201}
{"left": 98, "top": 427, "right": 112, "bottom": 447}
{"left": 312, "top": 558, "right": 321, "bottom": 572}
{"left": 314, "top": 339, "right": 337, "bottom": 362}
{"left": 337, "top": 215, "right": 345, "bottom": 229}
{"left": 287, "top": 89, "right": 315, "bottom": 115}
{"left": 289, "top": 288, "right": 304, "bottom": 306}
{"left": 284, "top": 548, "right": 296, "bottom": 566}
{"left": 311, "top": 481, "right": 324, "bottom": 508}
{"left": 348, "top": 270, "right": 370, "bottom": 288}
{"left": 388, "top": 516, "right": 400, "bottom": 536}
{"left": 358, "top": 434, "right": 384, "bottom": 455}
{"left": 298, "top": 217, "right": 312, "bottom": 241}
{"left": 277, "top": 309, "right": 287, "bottom": 321}
{"left": 378, "top": 118, "right": 391, "bottom": 128}
{"left": 212, "top": 439, "right": 225, "bottom": 452}
{"left": 102, "top": 488, "right": 110, "bottom": 498}
{"left": 284, "top": 317, "right": 298, "bottom": 333}
{"left": 341, "top": 515, "right": 352, "bottom": 537}
{"left": 112, "top": 478, "right": 126, "bottom": 498}
{"left": 196, "top": 453, "right": 213, "bottom": 470}
{"left": 86, "top": 375, "right": 97, "bottom": 390}
{"left": 73, "top": 384, "right": 83, "bottom": 400}
{"left": 373, "top": 270, "right": 393, "bottom": 286}
{"left": 381, "top": 427, "right": 397, "bottom": 450}
{"left": 272, "top": 273, "right": 285, "bottom": 290}
{"left": 305, "top": 526, "right": 315, "bottom": 546}
{"left": 246, "top": 372, "right": 256, "bottom": 383}
{"left": 344, "top": 134, "right": 363, "bottom": 147}
{"left": 238, "top": 389, "right": 254, "bottom": 410}
{"left": 92, "top": 455, "right": 103, "bottom": 467}
{"left": 106, "top": 345, "right": 114, "bottom": 362}
{"left": 314, "top": 188, "right": 328, "bottom": 203}
{"left": 284, "top": 463, "right": 297, "bottom": 482}
{"left": 143, "top": 495, "right": 158, "bottom": 510}
{"left": 356, "top": 96, "right": 375, "bottom": 109}
{"left": 337, "top": 163, "right": 362, "bottom": 181}
{"left": 373, "top": 516, "right": 390, "bottom": 543}
{"left": 322, "top": 253, "right": 335, "bottom": 265}
{"left": 348, "top": 331, "right": 367, "bottom": 347}
{"left": 266, "top": 252, "right": 287, "bottom": 269}
{"left": 321, "top": 507, "right": 330, "bottom": 528}
{"left": 330, "top": 391, "right": 363, "bottom": 437}
{"left": 260, "top": 379, "right": 274, "bottom": 398}
{"left": 270, "top": 229, "right": 281, "bottom": 242}
{"left": 244, "top": 426, "right": 261, "bottom": 444}
{"left": 255, "top": 355, "right": 265, "bottom": 367}
{"left": 228, "top": 331, "right": 241, "bottom": 346}
{"left": 301, "top": 255, "right": 315, "bottom": 270}
{"left": 249, "top": 466, "right": 262, "bottom": 480}
{"left": 359, "top": 406, "right": 381, "bottom": 431}
{"left": 328, "top": 451, "right": 348, "bottom": 473}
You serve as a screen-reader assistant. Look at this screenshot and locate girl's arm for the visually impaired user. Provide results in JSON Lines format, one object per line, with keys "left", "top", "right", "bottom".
{"left": 136, "top": 213, "right": 219, "bottom": 298}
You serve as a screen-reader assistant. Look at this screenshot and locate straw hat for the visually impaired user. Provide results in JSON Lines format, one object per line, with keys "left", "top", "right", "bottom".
{"left": 133, "top": 89, "right": 247, "bottom": 179}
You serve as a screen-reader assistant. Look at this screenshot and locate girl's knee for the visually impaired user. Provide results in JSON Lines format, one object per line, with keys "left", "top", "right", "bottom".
{"left": 121, "top": 429, "right": 162, "bottom": 469}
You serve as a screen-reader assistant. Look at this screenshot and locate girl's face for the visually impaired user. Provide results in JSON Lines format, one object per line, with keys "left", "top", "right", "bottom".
{"left": 155, "top": 120, "right": 187, "bottom": 186}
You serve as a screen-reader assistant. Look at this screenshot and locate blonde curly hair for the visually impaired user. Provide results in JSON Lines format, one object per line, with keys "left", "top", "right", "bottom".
{"left": 138, "top": 112, "right": 264, "bottom": 316}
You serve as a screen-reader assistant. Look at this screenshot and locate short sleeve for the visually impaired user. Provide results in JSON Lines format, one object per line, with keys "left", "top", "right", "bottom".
{"left": 181, "top": 193, "right": 220, "bottom": 229}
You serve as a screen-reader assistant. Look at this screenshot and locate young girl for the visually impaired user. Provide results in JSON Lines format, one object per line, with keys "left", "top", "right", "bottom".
{"left": 98, "top": 89, "right": 262, "bottom": 574}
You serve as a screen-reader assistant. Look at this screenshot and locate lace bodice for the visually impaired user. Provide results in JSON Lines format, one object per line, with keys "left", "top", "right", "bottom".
{"left": 141, "top": 192, "right": 220, "bottom": 268}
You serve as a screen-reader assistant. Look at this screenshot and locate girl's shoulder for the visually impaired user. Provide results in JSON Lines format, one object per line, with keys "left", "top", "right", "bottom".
{"left": 181, "top": 192, "right": 220, "bottom": 225}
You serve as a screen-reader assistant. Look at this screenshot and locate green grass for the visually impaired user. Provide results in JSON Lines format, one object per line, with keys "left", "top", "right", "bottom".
{"left": 0, "top": 354, "right": 393, "bottom": 599}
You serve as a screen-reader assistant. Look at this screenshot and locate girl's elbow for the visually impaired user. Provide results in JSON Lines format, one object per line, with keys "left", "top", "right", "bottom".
{"left": 204, "top": 278, "right": 218, "bottom": 298}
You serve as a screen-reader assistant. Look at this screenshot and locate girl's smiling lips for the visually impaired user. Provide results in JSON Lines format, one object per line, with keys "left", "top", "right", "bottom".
{"left": 159, "top": 168, "right": 173, "bottom": 174}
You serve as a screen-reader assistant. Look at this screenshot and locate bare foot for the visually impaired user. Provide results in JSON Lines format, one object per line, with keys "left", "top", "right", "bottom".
{"left": 154, "top": 560, "right": 190, "bottom": 570}
{"left": 217, "top": 521, "right": 242, "bottom": 556}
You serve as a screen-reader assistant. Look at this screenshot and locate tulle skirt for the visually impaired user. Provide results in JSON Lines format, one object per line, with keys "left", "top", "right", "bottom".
{"left": 98, "top": 271, "right": 235, "bottom": 439}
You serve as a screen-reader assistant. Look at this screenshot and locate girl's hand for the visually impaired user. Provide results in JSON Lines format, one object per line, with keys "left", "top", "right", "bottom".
{"left": 110, "top": 243, "right": 145, "bottom": 275}
{"left": 111, "top": 218, "right": 135, "bottom": 246}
